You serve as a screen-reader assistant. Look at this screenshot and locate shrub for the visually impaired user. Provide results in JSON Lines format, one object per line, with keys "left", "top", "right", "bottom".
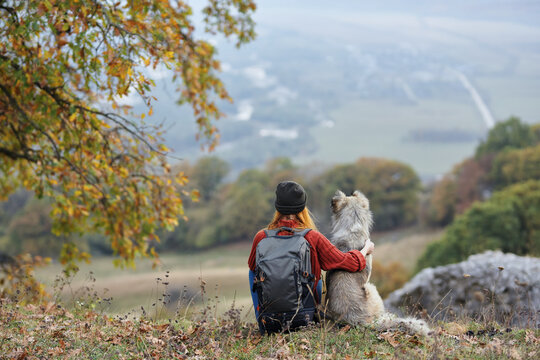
{"left": 416, "top": 180, "right": 540, "bottom": 271}
{"left": 371, "top": 260, "right": 410, "bottom": 299}
{"left": 491, "top": 144, "right": 540, "bottom": 190}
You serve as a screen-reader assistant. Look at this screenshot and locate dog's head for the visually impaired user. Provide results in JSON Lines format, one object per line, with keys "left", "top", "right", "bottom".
{"left": 331, "top": 190, "right": 373, "bottom": 234}
{"left": 332, "top": 190, "right": 370, "bottom": 212}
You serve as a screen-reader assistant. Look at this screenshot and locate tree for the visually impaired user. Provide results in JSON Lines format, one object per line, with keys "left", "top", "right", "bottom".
{"left": 425, "top": 119, "right": 540, "bottom": 227}
{"left": 207, "top": 179, "right": 273, "bottom": 245}
{"left": 309, "top": 158, "right": 421, "bottom": 231}
{"left": 264, "top": 157, "right": 300, "bottom": 186}
{"left": 6, "top": 199, "right": 61, "bottom": 257}
{"left": 426, "top": 156, "right": 492, "bottom": 226}
{"left": 355, "top": 158, "right": 420, "bottom": 230}
{"left": 416, "top": 180, "right": 540, "bottom": 271}
{"left": 531, "top": 123, "right": 540, "bottom": 142}
{"left": 475, "top": 117, "right": 536, "bottom": 157}
{"left": 0, "top": 0, "right": 256, "bottom": 270}
{"left": 159, "top": 159, "right": 293, "bottom": 250}
{"left": 490, "top": 144, "right": 540, "bottom": 190}
{"left": 426, "top": 176, "right": 456, "bottom": 226}
{"left": 190, "top": 156, "right": 229, "bottom": 201}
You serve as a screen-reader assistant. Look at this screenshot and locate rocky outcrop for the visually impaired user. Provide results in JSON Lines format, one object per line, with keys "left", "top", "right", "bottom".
{"left": 384, "top": 251, "right": 539, "bottom": 327}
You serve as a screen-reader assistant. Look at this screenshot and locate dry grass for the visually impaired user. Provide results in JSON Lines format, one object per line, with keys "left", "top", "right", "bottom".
{"left": 1, "top": 296, "right": 538, "bottom": 360}
{"left": 374, "top": 228, "right": 443, "bottom": 272}
{"left": 5, "top": 229, "right": 539, "bottom": 359}
{"left": 34, "top": 245, "right": 253, "bottom": 317}
{"left": 30, "top": 227, "right": 442, "bottom": 316}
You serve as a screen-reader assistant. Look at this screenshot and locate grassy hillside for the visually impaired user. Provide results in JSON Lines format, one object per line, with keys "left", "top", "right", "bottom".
{"left": 1, "top": 298, "right": 538, "bottom": 359}
{"left": 6, "top": 227, "right": 538, "bottom": 359}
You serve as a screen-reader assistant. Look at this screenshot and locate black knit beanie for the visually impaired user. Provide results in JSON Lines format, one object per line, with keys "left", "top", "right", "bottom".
{"left": 275, "top": 181, "right": 307, "bottom": 215}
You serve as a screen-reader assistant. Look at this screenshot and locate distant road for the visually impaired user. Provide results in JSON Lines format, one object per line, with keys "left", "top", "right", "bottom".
{"left": 452, "top": 69, "right": 496, "bottom": 129}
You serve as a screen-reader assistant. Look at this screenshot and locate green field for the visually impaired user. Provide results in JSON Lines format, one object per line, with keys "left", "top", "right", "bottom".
{"left": 300, "top": 98, "right": 484, "bottom": 178}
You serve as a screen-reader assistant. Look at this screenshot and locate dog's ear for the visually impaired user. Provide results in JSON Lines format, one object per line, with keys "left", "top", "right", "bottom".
{"left": 353, "top": 190, "right": 370, "bottom": 209}
{"left": 332, "top": 190, "right": 346, "bottom": 213}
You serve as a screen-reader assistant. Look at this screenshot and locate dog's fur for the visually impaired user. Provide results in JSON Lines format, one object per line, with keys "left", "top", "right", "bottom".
{"left": 325, "top": 190, "right": 430, "bottom": 336}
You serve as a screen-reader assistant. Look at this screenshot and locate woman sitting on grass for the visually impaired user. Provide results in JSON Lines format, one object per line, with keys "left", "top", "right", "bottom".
{"left": 248, "top": 181, "right": 374, "bottom": 334}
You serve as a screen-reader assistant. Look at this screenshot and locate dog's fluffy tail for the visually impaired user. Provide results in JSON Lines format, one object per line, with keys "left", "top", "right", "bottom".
{"left": 374, "top": 312, "right": 431, "bottom": 337}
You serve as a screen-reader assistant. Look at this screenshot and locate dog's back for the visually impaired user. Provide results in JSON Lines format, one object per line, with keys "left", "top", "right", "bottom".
{"left": 325, "top": 190, "right": 384, "bottom": 324}
{"left": 325, "top": 190, "right": 431, "bottom": 336}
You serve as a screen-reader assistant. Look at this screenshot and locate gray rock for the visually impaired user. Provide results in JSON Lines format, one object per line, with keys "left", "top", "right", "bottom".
{"left": 384, "top": 251, "right": 540, "bottom": 327}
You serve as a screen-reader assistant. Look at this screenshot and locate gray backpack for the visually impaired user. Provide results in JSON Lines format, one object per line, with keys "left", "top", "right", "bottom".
{"left": 253, "top": 227, "right": 316, "bottom": 333}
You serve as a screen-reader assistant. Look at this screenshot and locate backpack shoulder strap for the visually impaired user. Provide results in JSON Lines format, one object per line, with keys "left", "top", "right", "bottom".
{"left": 263, "top": 229, "right": 280, "bottom": 237}
{"left": 262, "top": 227, "right": 312, "bottom": 239}
{"left": 297, "top": 228, "right": 312, "bottom": 237}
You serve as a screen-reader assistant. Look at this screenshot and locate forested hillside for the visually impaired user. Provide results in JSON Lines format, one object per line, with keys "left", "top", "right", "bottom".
{"left": 418, "top": 117, "right": 540, "bottom": 270}
{"left": 0, "top": 156, "right": 420, "bottom": 255}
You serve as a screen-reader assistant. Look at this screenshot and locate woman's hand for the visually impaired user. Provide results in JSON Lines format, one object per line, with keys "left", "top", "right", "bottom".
{"left": 360, "top": 238, "right": 374, "bottom": 258}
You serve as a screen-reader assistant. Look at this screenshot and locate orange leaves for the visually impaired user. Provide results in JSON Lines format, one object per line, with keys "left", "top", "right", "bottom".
{"left": 0, "top": 254, "right": 51, "bottom": 303}
{"left": 176, "top": 172, "right": 189, "bottom": 186}
{"left": 1, "top": 0, "right": 256, "bottom": 272}
{"left": 190, "top": 189, "right": 200, "bottom": 202}
{"left": 59, "top": 243, "right": 91, "bottom": 275}
{"left": 57, "top": 34, "right": 68, "bottom": 48}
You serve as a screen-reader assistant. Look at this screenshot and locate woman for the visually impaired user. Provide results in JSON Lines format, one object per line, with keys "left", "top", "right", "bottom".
{"left": 248, "top": 181, "right": 374, "bottom": 332}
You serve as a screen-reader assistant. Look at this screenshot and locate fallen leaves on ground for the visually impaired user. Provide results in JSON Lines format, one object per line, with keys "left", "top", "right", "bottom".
{"left": 1, "top": 298, "right": 538, "bottom": 359}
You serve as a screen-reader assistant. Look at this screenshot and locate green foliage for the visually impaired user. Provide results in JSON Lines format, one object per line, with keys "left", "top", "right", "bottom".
{"left": 0, "top": 192, "right": 98, "bottom": 265}
{"left": 186, "top": 168, "right": 274, "bottom": 249}
{"left": 189, "top": 156, "right": 230, "bottom": 201}
{"left": 0, "top": 155, "right": 422, "bottom": 252}
{"left": 6, "top": 200, "right": 60, "bottom": 257}
{"left": 490, "top": 144, "right": 540, "bottom": 190}
{"left": 311, "top": 158, "right": 421, "bottom": 231}
{"left": 214, "top": 180, "right": 274, "bottom": 243}
{"left": 150, "top": 156, "right": 423, "bottom": 250}
{"left": 264, "top": 157, "right": 299, "bottom": 185}
{"left": 0, "top": 253, "right": 50, "bottom": 303}
{"left": 416, "top": 180, "right": 540, "bottom": 271}
{"left": 157, "top": 161, "right": 277, "bottom": 250}
{"left": 427, "top": 117, "right": 539, "bottom": 227}
{"left": 475, "top": 117, "right": 537, "bottom": 157}
{"left": 531, "top": 123, "right": 540, "bottom": 142}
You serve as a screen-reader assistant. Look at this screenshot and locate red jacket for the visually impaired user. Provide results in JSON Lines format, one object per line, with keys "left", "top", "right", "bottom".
{"left": 248, "top": 219, "right": 366, "bottom": 289}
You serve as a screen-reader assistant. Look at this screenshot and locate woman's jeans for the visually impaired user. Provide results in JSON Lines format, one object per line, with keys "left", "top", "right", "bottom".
{"left": 248, "top": 270, "right": 322, "bottom": 322}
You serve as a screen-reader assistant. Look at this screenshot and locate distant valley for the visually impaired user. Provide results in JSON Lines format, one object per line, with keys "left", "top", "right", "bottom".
{"left": 122, "top": 1, "right": 540, "bottom": 179}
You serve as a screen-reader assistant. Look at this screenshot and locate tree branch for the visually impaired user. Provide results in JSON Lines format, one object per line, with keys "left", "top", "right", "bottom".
{"left": 0, "top": 4, "right": 18, "bottom": 23}
{"left": 0, "top": 146, "right": 38, "bottom": 162}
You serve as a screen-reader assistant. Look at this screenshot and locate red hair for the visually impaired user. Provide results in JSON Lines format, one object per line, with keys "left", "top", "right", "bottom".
{"left": 266, "top": 207, "right": 318, "bottom": 231}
